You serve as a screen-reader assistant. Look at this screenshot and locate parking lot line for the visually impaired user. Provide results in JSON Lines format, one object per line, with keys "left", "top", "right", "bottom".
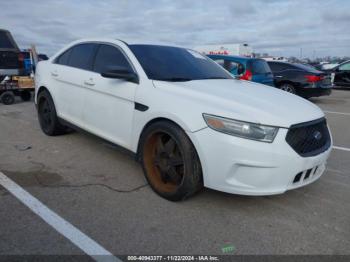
{"left": 333, "top": 146, "right": 350, "bottom": 152}
{"left": 0, "top": 171, "right": 120, "bottom": 262}
{"left": 324, "top": 110, "right": 350, "bottom": 116}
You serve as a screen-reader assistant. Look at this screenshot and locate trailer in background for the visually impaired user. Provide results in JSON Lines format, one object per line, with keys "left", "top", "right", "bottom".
{"left": 0, "top": 75, "right": 34, "bottom": 105}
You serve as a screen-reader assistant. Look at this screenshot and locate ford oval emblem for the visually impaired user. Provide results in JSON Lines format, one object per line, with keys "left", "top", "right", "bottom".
{"left": 313, "top": 131, "right": 322, "bottom": 140}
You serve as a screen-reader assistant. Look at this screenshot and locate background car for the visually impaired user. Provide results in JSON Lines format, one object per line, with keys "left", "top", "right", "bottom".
{"left": 0, "top": 29, "right": 23, "bottom": 82}
{"left": 325, "top": 60, "right": 350, "bottom": 88}
{"left": 267, "top": 61, "right": 332, "bottom": 98}
{"left": 208, "top": 55, "right": 275, "bottom": 86}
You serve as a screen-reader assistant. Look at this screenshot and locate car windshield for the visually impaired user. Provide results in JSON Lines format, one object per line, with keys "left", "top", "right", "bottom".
{"left": 129, "top": 44, "right": 232, "bottom": 81}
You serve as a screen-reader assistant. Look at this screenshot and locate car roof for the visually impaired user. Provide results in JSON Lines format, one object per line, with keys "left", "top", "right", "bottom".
{"left": 266, "top": 61, "right": 291, "bottom": 64}
{"left": 50, "top": 38, "right": 190, "bottom": 62}
{"left": 61, "top": 38, "right": 189, "bottom": 49}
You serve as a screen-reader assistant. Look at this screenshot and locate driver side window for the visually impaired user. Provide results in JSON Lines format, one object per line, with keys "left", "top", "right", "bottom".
{"left": 93, "top": 44, "right": 133, "bottom": 74}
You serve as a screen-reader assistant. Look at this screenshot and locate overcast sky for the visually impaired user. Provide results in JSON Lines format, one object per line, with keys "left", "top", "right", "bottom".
{"left": 2, "top": 0, "right": 350, "bottom": 58}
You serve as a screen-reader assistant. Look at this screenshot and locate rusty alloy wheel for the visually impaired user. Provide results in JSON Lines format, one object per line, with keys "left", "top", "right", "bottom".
{"left": 140, "top": 121, "right": 203, "bottom": 201}
{"left": 143, "top": 131, "right": 185, "bottom": 193}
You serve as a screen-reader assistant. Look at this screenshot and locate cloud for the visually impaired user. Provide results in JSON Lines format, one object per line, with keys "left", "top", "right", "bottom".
{"left": 1, "top": 0, "right": 349, "bottom": 58}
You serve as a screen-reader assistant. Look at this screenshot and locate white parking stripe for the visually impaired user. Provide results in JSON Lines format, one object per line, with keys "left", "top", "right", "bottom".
{"left": 0, "top": 171, "right": 120, "bottom": 262}
{"left": 333, "top": 146, "right": 350, "bottom": 152}
{"left": 324, "top": 111, "right": 350, "bottom": 116}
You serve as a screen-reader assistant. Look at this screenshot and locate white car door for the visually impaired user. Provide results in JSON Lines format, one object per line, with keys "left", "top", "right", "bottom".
{"left": 50, "top": 43, "right": 96, "bottom": 126}
{"left": 81, "top": 43, "right": 138, "bottom": 150}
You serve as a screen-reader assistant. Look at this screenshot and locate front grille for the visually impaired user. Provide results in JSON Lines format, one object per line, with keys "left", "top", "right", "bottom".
{"left": 286, "top": 118, "right": 331, "bottom": 157}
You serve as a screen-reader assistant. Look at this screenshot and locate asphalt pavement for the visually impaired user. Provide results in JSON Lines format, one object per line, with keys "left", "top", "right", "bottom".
{"left": 0, "top": 90, "right": 349, "bottom": 259}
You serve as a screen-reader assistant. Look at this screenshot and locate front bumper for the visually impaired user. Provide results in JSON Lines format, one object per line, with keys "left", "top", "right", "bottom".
{"left": 188, "top": 127, "right": 332, "bottom": 196}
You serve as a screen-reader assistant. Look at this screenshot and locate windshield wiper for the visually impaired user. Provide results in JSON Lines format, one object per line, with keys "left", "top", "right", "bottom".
{"left": 156, "top": 77, "right": 193, "bottom": 82}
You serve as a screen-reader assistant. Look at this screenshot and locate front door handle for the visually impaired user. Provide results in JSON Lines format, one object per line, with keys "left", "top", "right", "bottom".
{"left": 51, "top": 72, "right": 58, "bottom": 77}
{"left": 84, "top": 79, "right": 95, "bottom": 86}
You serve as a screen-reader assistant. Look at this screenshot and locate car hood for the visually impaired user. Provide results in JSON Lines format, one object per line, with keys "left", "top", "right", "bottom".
{"left": 153, "top": 79, "right": 324, "bottom": 128}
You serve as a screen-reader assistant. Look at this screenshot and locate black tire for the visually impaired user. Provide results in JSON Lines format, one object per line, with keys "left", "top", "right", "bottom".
{"left": 278, "top": 83, "right": 296, "bottom": 94}
{"left": 20, "top": 91, "right": 31, "bottom": 101}
{"left": 1, "top": 91, "right": 15, "bottom": 105}
{"left": 37, "top": 90, "right": 67, "bottom": 136}
{"left": 139, "top": 121, "right": 203, "bottom": 201}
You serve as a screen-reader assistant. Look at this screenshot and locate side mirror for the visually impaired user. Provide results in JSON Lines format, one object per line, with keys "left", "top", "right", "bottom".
{"left": 101, "top": 67, "right": 139, "bottom": 84}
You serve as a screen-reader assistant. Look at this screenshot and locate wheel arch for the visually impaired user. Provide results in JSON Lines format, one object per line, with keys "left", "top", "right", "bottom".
{"left": 136, "top": 117, "right": 180, "bottom": 160}
{"left": 276, "top": 80, "right": 296, "bottom": 88}
{"left": 135, "top": 117, "right": 200, "bottom": 163}
{"left": 35, "top": 86, "right": 49, "bottom": 104}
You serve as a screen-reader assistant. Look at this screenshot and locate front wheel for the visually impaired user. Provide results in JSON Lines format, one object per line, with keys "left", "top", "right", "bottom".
{"left": 140, "top": 121, "right": 203, "bottom": 201}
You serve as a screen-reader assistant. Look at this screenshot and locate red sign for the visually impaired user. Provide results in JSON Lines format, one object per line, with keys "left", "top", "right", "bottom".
{"left": 208, "top": 50, "right": 229, "bottom": 55}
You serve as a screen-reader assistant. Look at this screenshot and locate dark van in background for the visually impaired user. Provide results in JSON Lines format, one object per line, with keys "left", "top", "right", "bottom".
{"left": 0, "top": 29, "right": 23, "bottom": 81}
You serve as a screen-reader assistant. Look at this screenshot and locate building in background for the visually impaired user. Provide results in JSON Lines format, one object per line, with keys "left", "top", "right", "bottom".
{"left": 194, "top": 43, "right": 253, "bottom": 57}
{"left": 262, "top": 56, "right": 288, "bottom": 62}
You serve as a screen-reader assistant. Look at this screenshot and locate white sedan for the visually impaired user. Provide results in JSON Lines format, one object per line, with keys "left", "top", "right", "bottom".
{"left": 35, "top": 39, "right": 332, "bottom": 201}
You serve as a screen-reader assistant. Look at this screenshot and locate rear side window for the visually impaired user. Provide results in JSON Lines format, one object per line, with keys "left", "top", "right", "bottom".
{"left": 250, "top": 60, "right": 271, "bottom": 74}
{"left": 55, "top": 49, "right": 72, "bottom": 66}
{"left": 68, "top": 44, "right": 96, "bottom": 70}
{"left": 293, "top": 63, "right": 322, "bottom": 73}
{"left": 0, "top": 31, "right": 16, "bottom": 49}
{"left": 268, "top": 62, "right": 288, "bottom": 72}
{"left": 93, "top": 44, "right": 132, "bottom": 73}
{"left": 339, "top": 62, "right": 350, "bottom": 71}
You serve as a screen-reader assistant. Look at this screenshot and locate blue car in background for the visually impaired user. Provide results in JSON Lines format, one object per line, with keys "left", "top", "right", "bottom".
{"left": 207, "top": 55, "right": 275, "bottom": 87}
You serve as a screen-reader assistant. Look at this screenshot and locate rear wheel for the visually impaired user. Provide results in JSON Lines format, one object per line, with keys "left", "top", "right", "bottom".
{"left": 140, "top": 121, "right": 203, "bottom": 201}
{"left": 37, "top": 90, "right": 67, "bottom": 136}
{"left": 20, "top": 91, "right": 31, "bottom": 101}
{"left": 279, "top": 83, "right": 296, "bottom": 94}
{"left": 1, "top": 91, "right": 15, "bottom": 105}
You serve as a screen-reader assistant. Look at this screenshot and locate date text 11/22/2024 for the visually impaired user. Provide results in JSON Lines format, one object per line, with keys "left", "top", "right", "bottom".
{"left": 127, "top": 255, "right": 220, "bottom": 261}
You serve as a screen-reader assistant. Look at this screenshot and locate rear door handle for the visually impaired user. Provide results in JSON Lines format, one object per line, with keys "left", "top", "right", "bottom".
{"left": 51, "top": 72, "right": 58, "bottom": 77}
{"left": 275, "top": 75, "right": 283, "bottom": 78}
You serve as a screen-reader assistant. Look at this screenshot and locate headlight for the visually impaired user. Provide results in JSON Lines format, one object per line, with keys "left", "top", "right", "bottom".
{"left": 203, "top": 114, "right": 278, "bottom": 143}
